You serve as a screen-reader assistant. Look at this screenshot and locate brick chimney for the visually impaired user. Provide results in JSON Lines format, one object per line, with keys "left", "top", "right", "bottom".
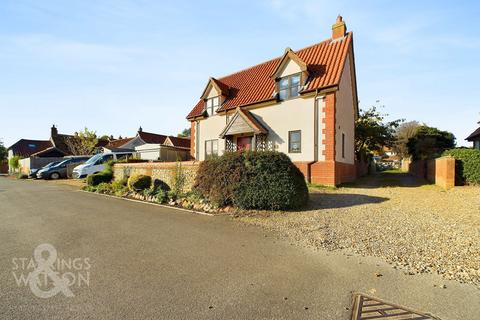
{"left": 332, "top": 15, "right": 347, "bottom": 39}
{"left": 51, "top": 124, "right": 58, "bottom": 137}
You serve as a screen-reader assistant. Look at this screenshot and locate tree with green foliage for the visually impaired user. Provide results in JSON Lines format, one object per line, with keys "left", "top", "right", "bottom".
{"left": 0, "top": 140, "right": 7, "bottom": 162}
{"left": 178, "top": 128, "right": 191, "bottom": 138}
{"left": 407, "top": 126, "right": 456, "bottom": 160}
{"left": 9, "top": 155, "right": 21, "bottom": 173}
{"left": 355, "top": 106, "right": 403, "bottom": 157}
{"left": 393, "top": 121, "right": 421, "bottom": 158}
{"left": 65, "top": 128, "right": 99, "bottom": 155}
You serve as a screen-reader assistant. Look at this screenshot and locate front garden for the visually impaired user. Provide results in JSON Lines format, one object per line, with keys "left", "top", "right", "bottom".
{"left": 82, "top": 151, "right": 309, "bottom": 213}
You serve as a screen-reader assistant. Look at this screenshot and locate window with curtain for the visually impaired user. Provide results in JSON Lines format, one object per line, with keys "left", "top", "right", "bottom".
{"left": 288, "top": 130, "right": 301, "bottom": 153}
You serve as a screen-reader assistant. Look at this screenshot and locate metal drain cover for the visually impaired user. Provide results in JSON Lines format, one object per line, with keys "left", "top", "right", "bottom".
{"left": 351, "top": 293, "right": 440, "bottom": 320}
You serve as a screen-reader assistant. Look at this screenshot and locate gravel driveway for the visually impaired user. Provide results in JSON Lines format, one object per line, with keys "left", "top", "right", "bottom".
{"left": 236, "top": 171, "right": 480, "bottom": 286}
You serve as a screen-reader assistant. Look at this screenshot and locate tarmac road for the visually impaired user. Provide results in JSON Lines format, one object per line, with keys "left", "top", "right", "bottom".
{"left": 0, "top": 178, "right": 478, "bottom": 319}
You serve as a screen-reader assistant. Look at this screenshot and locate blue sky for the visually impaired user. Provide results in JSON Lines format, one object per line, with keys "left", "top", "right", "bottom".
{"left": 1, "top": 0, "right": 479, "bottom": 147}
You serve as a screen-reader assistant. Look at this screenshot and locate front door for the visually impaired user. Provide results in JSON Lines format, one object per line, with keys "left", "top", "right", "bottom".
{"left": 237, "top": 136, "right": 252, "bottom": 151}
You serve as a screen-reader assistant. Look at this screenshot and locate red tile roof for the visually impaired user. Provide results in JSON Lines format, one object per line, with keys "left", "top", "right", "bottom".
{"left": 187, "top": 32, "right": 353, "bottom": 119}
{"left": 138, "top": 131, "right": 168, "bottom": 144}
{"left": 466, "top": 127, "right": 480, "bottom": 141}
{"left": 7, "top": 139, "right": 53, "bottom": 158}
{"left": 105, "top": 137, "right": 134, "bottom": 149}
{"left": 167, "top": 136, "right": 190, "bottom": 149}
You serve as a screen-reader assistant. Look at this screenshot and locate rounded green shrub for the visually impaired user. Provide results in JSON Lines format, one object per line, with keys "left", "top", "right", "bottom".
{"left": 155, "top": 190, "right": 169, "bottom": 204}
{"left": 233, "top": 152, "right": 309, "bottom": 210}
{"left": 87, "top": 171, "right": 113, "bottom": 186}
{"left": 96, "top": 182, "right": 113, "bottom": 194}
{"left": 194, "top": 151, "right": 308, "bottom": 210}
{"left": 152, "top": 179, "right": 171, "bottom": 193}
{"left": 127, "top": 174, "right": 152, "bottom": 192}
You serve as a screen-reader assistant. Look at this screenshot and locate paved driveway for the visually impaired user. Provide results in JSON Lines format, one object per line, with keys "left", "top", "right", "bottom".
{"left": 0, "top": 178, "right": 478, "bottom": 319}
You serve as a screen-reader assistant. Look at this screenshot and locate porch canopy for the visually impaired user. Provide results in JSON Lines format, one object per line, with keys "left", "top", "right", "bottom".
{"left": 219, "top": 107, "right": 267, "bottom": 138}
{"left": 219, "top": 107, "right": 268, "bottom": 151}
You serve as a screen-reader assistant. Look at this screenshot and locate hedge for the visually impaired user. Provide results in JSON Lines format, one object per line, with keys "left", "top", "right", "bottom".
{"left": 442, "top": 148, "right": 480, "bottom": 184}
{"left": 87, "top": 170, "right": 113, "bottom": 186}
{"left": 128, "top": 174, "right": 152, "bottom": 192}
{"left": 194, "top": 151, "right": 308, "bottom": 210}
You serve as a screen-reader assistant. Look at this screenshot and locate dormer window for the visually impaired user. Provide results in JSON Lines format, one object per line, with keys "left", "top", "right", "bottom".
{"left": 278, "top": 73, "right": 301, "bottom": 100}
{"left": 206, "top": 96, "right": 220, "bottom": 116}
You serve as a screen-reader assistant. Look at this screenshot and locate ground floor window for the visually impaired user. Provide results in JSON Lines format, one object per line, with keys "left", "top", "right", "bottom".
{"left": 288, "top": 130, "right": 301, "bottom": 153}
{"left": 205, "top": 139, "right": 218, "bottom": 159}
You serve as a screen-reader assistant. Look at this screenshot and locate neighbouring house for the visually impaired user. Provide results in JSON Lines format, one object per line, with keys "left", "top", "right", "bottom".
{"left": 466, "top": 120, "right": 480, "bottom": 149}
{"left": 186, "top": 16, "right": 358, "bottom": 185}
{"left": 7, "top": 125, "right": 109, "bottom": 173}
{"left": 103, "top": 127, "right": 191, "bottom": 161}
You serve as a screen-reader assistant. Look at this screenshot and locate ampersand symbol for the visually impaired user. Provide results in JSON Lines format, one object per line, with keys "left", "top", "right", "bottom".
{"left": 28, "top": 243, "right": 74, "bottom": 298}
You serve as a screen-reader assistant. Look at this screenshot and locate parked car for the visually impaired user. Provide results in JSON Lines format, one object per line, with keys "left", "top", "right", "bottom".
{"left": 28, "top": 161, "right": 60, "bottom": 179}
{"left": 37, "top": 156, "right": 90, "bottom": 180}
{"left": 72, "top": 151, "right": 135, "bottom": 179}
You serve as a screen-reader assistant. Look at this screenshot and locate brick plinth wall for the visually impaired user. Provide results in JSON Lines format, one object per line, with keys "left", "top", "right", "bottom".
{"left": 407, "top": 156, "right": 455, "bottom": 189}
{"left": 310, "top": 161, "right": 336, "bottom": 185}
{"left": 293, "top": 162, "right": 313, "bottom": 182}
{"left": 335, "top": 162, "right": 356, "bottom": 184}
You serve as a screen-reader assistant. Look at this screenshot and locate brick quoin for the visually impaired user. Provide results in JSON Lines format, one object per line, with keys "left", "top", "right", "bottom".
{"left": 311, "top": 92, "right": 337, "bottom": 186}
{"left": 190, "top": 121, "right": 196, "bottom": 159}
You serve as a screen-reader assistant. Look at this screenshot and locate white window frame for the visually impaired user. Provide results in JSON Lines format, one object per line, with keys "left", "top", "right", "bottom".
{"left": 205, "top": 96, "right": 220, "bottom": 116}
{"left": 205, "top": 139, "right": 218, "bottom": 159}
{"left": 278, "top": 73, "right": 301, "bottom": 101}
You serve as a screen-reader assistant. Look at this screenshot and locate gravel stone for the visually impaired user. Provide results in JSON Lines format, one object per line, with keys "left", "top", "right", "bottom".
{"left": 236, "top": 173, "right": 480, "bottom": 286}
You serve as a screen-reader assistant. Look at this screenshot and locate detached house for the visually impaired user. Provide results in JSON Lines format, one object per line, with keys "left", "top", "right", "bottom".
{"left": 186, "top": 16, "right": 359, "bottom": 185}
{"left": 103, "top": 127, "right": 191, "bottom": 161}
{"left": 466, "top": 120, "right": 480, "bottom": 149}
{"left": 7, "top": 125, "right": 109, "bottom": 173}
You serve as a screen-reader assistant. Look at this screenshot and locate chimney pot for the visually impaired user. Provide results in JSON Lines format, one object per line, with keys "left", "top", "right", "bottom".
{"left": 51, "top": 125, "right": 58, "bottom": 137}
{"left": 138, "top": 126, "right": 143, "bottom": 132}
{"left": 332, "top": 15, "right": 347, "bottom": 39}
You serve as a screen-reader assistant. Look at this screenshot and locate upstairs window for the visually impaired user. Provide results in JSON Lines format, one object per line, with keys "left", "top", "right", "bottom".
{"left": 205, "top": 97, "right": 220, "bottom": 116}
{"left": 278, "top": 73, "right": 301, "bottom": 100}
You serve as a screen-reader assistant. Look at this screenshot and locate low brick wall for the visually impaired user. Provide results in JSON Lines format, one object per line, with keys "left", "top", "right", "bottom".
{"left": 434, "top": 156, "right": 455, "bottom": 189}
{"left": 0, "top": 162, "right": 8, "bottom": 174}
{"left": 113, "top": 161, "right": 200, "bottom": 191}
{"left": 408, "top": 156, "right": 455, "bottom": 189}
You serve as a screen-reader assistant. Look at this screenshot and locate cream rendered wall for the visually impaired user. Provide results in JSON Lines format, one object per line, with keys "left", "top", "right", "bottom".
{"left": 249, "top": 96, "right": 316, "bottom": 162}
{"left": 197, "top": 85, "right": 227, "bottom": 160}
{"left": 206, "top": 85, "right": 218, "bottom": 99}
{"left": 279, "top": 59, "right": 302, "bottom": 77}
{"left": 196, "top": 57, "right": 322, "bottom": 162}
{"left": 335, "top": 54, "right": 355, "bottom": 164}
{"left": 135, "top": 143, "right": 161, "bottom": 160}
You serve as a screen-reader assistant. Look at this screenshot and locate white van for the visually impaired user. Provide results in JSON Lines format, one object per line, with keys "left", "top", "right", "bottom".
{"left": 72, "top": 151, "right": 135, "bottom": 179}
